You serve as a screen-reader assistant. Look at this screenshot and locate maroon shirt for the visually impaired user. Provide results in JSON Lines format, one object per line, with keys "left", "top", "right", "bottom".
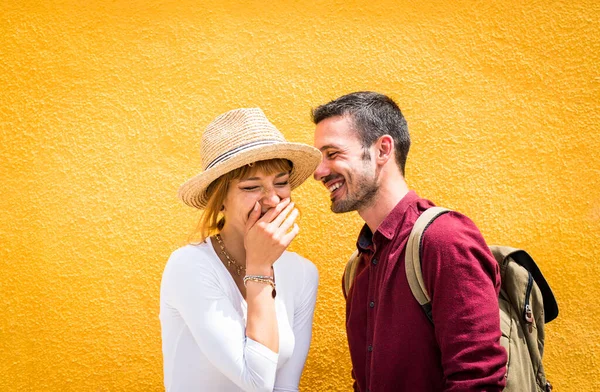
{"left": 345, "top": 192, "right": 507, "bottom": 392}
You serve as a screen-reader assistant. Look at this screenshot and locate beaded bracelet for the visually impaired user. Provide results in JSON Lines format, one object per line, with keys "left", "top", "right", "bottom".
{"left": 243, "top": 275, "right": 277, "bottom": 298}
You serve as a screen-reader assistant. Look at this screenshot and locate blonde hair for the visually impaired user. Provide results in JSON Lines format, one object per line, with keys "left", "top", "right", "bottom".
{"left": 189, "top": 158, "right": 293, "bottom": 243}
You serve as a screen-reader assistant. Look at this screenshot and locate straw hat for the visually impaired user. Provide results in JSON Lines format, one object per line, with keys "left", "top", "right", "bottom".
{"left": 178, "top": 108, "right": 322, "bottom": 209}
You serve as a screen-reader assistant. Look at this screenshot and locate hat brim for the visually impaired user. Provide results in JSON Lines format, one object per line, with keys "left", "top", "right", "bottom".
{"left": 178, "top": 142, "right": 322, "bottom": 209}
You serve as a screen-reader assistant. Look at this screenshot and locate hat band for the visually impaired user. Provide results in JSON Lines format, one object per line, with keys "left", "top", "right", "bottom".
{"left": 205, "top": 140, "right": 282, "bottom": 170}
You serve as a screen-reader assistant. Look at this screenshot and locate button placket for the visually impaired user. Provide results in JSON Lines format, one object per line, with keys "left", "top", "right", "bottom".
{"left": 367, "top": 255, "right": 378, "bottom": 360}
{"left": 364, "top": 252, "right": 377, "bottom": 383}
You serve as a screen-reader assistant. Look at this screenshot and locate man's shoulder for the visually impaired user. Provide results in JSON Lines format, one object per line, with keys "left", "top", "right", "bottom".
{"left": 416, "top": 208, "right": 499, "bottom": 293}
{"left": 420, "top": 209, "right": 482, "bottom": 248}
{"left": 416, "top": 208, "right": 496, "bottom": 278}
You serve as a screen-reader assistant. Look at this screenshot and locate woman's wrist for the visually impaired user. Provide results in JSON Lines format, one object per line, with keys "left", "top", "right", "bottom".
{"left": 245, "top": 264, "right": 272, "bottom": 276}
{"left": 243, "top": 275, "right": 274, "bottom": 285}
{"left": 244, "top": 275, "right": 277, "bottom": 298}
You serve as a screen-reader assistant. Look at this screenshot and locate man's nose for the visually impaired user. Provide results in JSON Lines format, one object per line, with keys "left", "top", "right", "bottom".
{"left": 313, "top": 160, "right": 329, "bottom": 182}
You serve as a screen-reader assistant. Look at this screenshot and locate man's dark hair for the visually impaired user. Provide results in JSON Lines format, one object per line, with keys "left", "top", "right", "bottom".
{"left": 312, "top": 91, "right": 410, "bottom": 175}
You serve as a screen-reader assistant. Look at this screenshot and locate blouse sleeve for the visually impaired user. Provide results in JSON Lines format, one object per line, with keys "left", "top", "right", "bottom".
{"left": 273, "top": 257, "right": 319, "bottom": 391}
{"left": 165, "top": 249, "right": 279, "bottom": 392}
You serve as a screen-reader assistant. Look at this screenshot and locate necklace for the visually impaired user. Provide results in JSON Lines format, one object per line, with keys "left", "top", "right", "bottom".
{"left": 214, "top": 233, "right": 246, "bottom": 277}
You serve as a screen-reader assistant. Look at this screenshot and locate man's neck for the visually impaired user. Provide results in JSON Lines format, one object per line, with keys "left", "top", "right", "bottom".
{"left": 358, "top": 176, "right": 409, "bottom": 233}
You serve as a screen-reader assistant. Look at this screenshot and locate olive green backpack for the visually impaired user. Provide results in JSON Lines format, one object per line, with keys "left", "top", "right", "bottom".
{"left": 343, "top": 207, "right": 559, "bottom": 392}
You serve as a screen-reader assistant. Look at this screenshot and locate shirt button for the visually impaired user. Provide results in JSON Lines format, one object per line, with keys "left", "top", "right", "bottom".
{"left": 369, "top": 301, "right": 375, "bottom": 308}
{"left": 372, "top": 258, "right": 378, "bottom": 265}
{"left": 367, "top": 345, "right": 373, "bottom": 352}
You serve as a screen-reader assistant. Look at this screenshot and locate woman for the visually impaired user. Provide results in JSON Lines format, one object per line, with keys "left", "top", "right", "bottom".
{"left": 160, "top": 108, "right": 322, "bottom": 392}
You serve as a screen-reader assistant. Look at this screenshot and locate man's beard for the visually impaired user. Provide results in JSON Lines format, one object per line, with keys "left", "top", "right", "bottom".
{"left": 331, "top": 167, "right": 378, "bottom": 213}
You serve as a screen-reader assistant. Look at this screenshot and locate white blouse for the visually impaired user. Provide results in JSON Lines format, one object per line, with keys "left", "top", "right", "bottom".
{"left": 160, "top": 238, "right": 319, "bottom": 392}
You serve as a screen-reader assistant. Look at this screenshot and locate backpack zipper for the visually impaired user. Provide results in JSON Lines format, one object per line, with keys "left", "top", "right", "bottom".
{"left": 524, "top": 271, "right": 534, "bottom": 333}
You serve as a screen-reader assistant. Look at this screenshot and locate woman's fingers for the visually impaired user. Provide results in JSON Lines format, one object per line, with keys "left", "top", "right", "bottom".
{"left": 277, "top": 207, "right": 298, "bottom": 235}
{"left": 259, "top": 198, "right": 291, "bottom": 224}
{"left": 271, "top": 201, "right": 295, "bottom": 228}
{"left": 245, "top": 199, "right": 299, "bottom": 267}
{"left": 281, "top": 223, "right": 300, "bottom": 246}
{"left": 245, "top": 202, "right": 261, "bottom": 232}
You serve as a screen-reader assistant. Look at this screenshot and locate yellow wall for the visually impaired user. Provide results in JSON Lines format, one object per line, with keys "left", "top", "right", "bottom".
{"left": 1, "top": 1, "right": 599, "bottom": 390}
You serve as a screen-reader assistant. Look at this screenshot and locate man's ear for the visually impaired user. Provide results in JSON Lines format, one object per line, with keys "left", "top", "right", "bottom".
{"left": 375, "top": 135, "right": 394, "bottom": 164}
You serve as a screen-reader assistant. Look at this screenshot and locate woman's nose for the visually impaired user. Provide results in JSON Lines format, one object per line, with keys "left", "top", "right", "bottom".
{"left": 260, "top": 186, "right": 281, "bottom": 208}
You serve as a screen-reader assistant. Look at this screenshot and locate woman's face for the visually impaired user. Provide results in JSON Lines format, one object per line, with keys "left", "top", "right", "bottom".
{"left": 221, "top": 168, "right": 292, "bottom": 234}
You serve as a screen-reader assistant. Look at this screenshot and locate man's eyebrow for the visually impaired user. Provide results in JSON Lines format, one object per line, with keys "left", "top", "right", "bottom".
{"left": 319, "top": 144, "right": 341, "bottom": 152}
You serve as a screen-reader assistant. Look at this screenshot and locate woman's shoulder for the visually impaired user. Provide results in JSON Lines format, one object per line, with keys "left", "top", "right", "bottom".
{"left": 169, "top": 241, "right": 211, "bottom": 260}
{"left": 277, "top": 251, "right": 319, "bottom": 281}
{"left": 160, "top": 242, "right": 228, "bottom": 303}
{"left": 164, "top": 241, "right": 219, "bottom": 274}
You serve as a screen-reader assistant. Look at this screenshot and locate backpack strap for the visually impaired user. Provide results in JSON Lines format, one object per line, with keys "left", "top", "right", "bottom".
{"left": 405, "top": 207, "right": 451, "bottom": 324}
{"left": 343, "top": 250, "right": 361, "bottom": 298}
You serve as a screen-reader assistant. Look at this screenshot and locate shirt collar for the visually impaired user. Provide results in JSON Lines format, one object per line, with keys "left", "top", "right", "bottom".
{"left": 356, "top": 190, "right": 419, "bottom": 251}
{"left": 377, "top": 190, "right": 419, "bottom": 240}
{"left": 356, "top": 224, "right": 374, "bottom": 253}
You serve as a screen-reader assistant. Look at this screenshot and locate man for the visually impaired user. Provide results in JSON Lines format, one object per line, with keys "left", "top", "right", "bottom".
{"left": 312, "top": 91, "right": 507, "bottom": 392}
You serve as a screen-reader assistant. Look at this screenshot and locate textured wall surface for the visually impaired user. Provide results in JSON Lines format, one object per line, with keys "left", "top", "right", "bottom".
{"left": 1, "top": 1, "right": 599, "bottom": 391}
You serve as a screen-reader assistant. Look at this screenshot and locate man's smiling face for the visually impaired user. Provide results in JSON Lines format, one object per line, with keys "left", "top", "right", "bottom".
{"left": 313, "top": 115, "right": 379, "bottom": 213}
